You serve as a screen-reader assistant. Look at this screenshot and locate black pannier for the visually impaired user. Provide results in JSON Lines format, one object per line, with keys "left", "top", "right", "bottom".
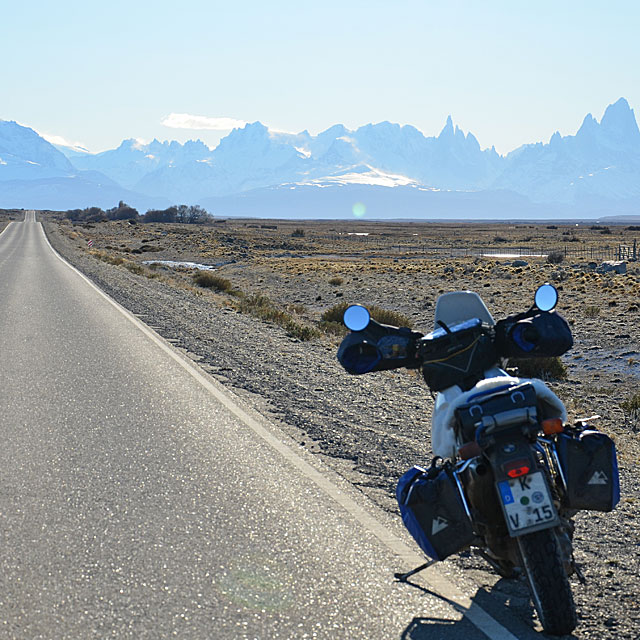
{"left": 396, "top": 460, "right": 476, "bottom": 561}
{"left": 556, "top": 428, "right": 620, "bottom": 512}
{"left": 454, "top": 382, "right": 539, "bottom": 444}
{"left": 419, "top": 318, "right": 497, "bottom": 392}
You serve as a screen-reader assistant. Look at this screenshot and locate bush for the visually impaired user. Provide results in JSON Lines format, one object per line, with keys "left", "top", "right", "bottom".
{"left": 91, "top": 250, "right": 124, "bottom": 266}
{"left": 318, "top": 320, "right": 347, "bottom": 336}
{"left": 292, "top": 228, "right": 305, "bottom": 237}
{"left": 584, "top": 305, "right": 600, "bottom": 318}
{"left": 321, "top": 302, "right": 413, "bottom": 328}
{"left": 547, "top": 251, "right": 564, "bottom": 264}
{"left": 142, "top": 204, "right": 212, "bottom": 224}
{"left": 193, "top": 271, "right": 233, "bottom": 292}
{"left": 238, "top": 294, "right": 319, "bottom": 340}
{"left": 66, "top": 206, "right": 107, "bottom": 222}
{"left": 506, "top": 356, "right": 568, "bottom": 381}
{"left": 143, "top": 206, "right": 178, "bottom": 223}
{"left": 621, "top": 392, "right": 640, "bottom": 422}
{"left": 107, "top": 201, "right": 139, "bottom": 221}
{"left": 328, "top": 276, "right": 344, "bottom": 286}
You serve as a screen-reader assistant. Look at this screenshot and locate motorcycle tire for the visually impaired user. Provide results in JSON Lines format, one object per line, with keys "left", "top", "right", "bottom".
{"left": 516, "top": 528, "right": 577, "bottom": 636}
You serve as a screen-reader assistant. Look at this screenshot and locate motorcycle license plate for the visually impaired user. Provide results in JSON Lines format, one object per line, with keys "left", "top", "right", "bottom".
{"left": 497, "top": 471, "right": 559, "bottom": 536}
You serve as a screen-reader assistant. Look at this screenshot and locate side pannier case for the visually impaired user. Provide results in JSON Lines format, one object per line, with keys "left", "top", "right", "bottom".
{"left": 555, "top": 428, "right": 620, "bottom": 512}
{"left": 396, "top": 462, "right": 476, "bottom": 560}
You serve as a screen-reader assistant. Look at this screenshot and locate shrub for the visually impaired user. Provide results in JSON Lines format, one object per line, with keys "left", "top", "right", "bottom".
{"left": 318, "top": 320, "right": 347, "bottom": 336}
{"left": 292, "top": 228, "right": 305, "bottom": 237}
{"left": 123, "top": 260, "right": 145, "bottom": 275}
{"left": 321, "top": 302, "right": 413, "bottom": 328}
{"left": 584, "top": 305, "right": 600, "bottom": 318}
{"left": 238, "top": 294, "right": 319, "bottom": 340}
{"left": 328, "top": 276, "right": 344, "bottom": 286}
{"left": 621, "top": 392, "right": 640, "bottom": 422}
{"left": 91, "top": 250, "right": 124, "bottom": 266}
{"left": 193, "top": 271, "right": 233, "bottom": 292}
{"left": 506, "top": 356, "right": 568, "bottom": 381}
{"left": 547, "top": 251, "right": 564, "bottom": 264}
{"left": 107, "top": 201, "right": 139, "bottom": 221}
{"left": 143, "top": 206, "right": 178, "bottom": 223}
{"left": 142, "top": 204, "right": 212, "bottom": 224}
{"left": 66, "top": 206, "right": 107, "bottom": 222}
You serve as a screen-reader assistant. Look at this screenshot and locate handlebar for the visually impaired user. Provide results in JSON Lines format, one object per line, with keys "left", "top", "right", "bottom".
{"left": 338, "top": 308, "right": 573, "bottom": 381}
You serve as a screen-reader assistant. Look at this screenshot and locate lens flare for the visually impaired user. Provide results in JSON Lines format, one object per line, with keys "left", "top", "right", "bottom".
{"left": 352, "top": 202, "right": 366, "bottom": 218}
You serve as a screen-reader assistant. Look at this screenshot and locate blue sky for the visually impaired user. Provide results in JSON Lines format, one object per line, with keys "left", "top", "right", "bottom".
{"left": 2, "top": 0, "right": 639, "bottom": 154}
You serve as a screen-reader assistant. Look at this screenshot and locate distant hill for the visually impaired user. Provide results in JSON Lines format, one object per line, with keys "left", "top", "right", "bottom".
{"left": 3, "top": 98, "right": 640, "bottom": 218}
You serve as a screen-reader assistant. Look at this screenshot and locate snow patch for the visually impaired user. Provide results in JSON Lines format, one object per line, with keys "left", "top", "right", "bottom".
{"left": 295, "top": 146, "right": 311, "bottom": 158}
{"left": 306, "top": 166, "right": 417, "bottom": 188}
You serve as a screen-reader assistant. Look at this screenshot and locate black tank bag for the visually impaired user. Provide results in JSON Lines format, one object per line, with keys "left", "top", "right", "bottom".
{"left": 419, "top": 318, "right": 497, "bottom": 392}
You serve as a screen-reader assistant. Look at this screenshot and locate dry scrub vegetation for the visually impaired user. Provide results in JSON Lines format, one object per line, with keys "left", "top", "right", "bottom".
{"left": 53, "top": 215, "right": 640, "bottom": 386}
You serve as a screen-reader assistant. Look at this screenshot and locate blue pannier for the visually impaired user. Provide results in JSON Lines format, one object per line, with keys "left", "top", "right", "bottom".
{"left": 556, "top": 429, "right": 620, "bottom": 512}
{"left": 396, "top": 463, "right": 476, "bottom": 560}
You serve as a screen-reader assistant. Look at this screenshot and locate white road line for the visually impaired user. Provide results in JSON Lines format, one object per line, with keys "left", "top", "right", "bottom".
{"left": 37, "top": 216, "right": 520, "bottom": 640}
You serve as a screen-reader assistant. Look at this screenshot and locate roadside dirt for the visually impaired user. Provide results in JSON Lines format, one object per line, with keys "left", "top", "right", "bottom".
{"left": 45, "top": 216, "right": 640, "bottom": 639}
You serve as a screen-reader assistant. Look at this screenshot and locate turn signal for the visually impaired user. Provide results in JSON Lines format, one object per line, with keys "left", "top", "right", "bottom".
{"left": 458, "top": 441, "right": 481, "bottom": 460}
{"left": 542, "top": 418, "right": 564, "bottom": 435}
{"left": 504, "top": 459, "right": 531, "bottom": 478}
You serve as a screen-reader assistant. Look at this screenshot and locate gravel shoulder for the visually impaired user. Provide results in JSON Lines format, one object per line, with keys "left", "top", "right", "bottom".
{"left": 45, "top": 219, "right": 640, "bottom": 639}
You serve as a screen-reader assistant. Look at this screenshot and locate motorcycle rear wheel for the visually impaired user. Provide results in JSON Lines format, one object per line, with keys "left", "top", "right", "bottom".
{"left": 517, "top": 528, "right": 577, "bottom": 636}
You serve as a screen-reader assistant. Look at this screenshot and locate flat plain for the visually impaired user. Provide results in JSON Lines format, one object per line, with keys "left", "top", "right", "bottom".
{"left": 31, "top": 212, "right": 640, "bottom": 637}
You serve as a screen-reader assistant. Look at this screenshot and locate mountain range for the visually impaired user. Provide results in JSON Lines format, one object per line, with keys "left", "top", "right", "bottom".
{"left": 2, "top": 98, "right": 640, "bottom": 219}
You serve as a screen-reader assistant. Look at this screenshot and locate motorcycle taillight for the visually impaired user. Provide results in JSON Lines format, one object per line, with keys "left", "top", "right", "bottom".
{"left": 503, "top": 459, "right": 531, "bottom": 478}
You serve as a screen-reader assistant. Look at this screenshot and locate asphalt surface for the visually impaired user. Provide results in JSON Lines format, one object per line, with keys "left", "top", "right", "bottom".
{"left": 0, "top": 213, "right": 532, "bottom": 639}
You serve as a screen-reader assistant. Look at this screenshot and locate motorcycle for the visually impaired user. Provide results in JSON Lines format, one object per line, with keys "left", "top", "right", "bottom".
{"left": 338, "top": 284, "right": 620, "bottom": 636}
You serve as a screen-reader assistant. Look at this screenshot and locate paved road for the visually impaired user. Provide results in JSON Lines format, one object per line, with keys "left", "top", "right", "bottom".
{"left": 0, "top": 213, "right": 529, "bottom": 638}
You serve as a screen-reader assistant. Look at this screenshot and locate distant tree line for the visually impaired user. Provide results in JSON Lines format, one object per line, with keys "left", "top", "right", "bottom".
{"left": 65, "top": 201, "right": 212, "bottom": 224}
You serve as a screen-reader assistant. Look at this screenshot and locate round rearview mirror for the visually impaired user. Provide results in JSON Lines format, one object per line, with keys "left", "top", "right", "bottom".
{"left": 534, "top": 283, "right": 558, "bottom": 312}
{"left": 343, "top": 304, "right": 371, "bottom": 331}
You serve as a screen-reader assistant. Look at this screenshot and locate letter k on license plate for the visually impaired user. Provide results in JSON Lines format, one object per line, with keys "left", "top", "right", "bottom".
{"left": 497, "top": 471, "right": 560, "bottom": 536}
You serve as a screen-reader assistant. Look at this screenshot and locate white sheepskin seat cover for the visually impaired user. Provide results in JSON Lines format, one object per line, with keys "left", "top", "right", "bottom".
{"left": 431, "top": 375, "right": 567, "bottom": 459}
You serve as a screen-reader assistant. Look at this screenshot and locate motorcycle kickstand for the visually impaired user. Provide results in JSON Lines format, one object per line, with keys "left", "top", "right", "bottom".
{"left": 571, "top": 556, "right": 587, "bottom": 584}
{"left": 394, "top": 559, "right": 437, "bottom": 582}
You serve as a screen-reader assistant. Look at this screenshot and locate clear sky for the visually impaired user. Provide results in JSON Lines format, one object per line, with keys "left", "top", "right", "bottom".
{"left": 2, "top": 0, "right": 639, "bottom": 154}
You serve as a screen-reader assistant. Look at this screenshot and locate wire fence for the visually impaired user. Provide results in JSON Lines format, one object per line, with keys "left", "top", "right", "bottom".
{"left": 314, "top": 233, "right": 638, "bottom": 262}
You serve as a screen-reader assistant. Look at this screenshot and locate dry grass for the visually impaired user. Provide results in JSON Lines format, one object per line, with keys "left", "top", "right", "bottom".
{"left": 320, "top": 302, "right": 413, "bottom": 330}
{"left": 506, "top": 356, "right": 568, "bottom": 381}
{"left": 621, "top": 392, "right": 640, "bottom": 424}
{"left": 237, "top": 294, "right": 319, "bottom": 341}
{"left": 193, "top": 271, "right": 234, "bottom": 293}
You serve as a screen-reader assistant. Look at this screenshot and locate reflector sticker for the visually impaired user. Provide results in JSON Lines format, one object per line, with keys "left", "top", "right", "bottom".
{"left": 588, "top": 471, "right": 609, "bottom": 485}
{"left": 432, "top": 516, "right": 449, "bottom": 535}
